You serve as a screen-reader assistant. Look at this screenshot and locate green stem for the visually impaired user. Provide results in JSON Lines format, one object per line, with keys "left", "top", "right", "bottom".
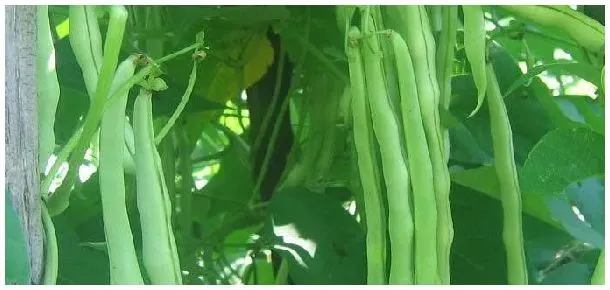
{"left": 41, "top": 204, "right": 58, "bottom": 285}
{"left": 155, "top": 61, "right": 198, "bottom": 145}
{"left": 41, "top": 124, "right": 83, "bottom": 197}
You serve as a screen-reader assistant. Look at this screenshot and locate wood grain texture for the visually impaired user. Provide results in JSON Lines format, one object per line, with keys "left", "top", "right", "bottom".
{"left": 5, "top": 5, "right": 44, "bottom": 284}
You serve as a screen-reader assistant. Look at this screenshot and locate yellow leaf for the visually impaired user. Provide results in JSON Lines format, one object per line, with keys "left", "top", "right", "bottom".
{"left": 242, "top": 33, "right": 274, "bottom": 89}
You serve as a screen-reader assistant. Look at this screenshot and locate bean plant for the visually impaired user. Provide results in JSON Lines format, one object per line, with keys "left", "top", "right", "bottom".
{"left": 11, "top": 4, "right": 604, "bottom": 285}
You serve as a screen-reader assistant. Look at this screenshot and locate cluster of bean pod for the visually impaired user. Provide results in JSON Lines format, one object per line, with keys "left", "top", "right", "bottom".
{"left": 37, "top": 5, "right": 204, "bottom": 285}
{"left": 340, "top": 5, "right": 529, "bottom": 285}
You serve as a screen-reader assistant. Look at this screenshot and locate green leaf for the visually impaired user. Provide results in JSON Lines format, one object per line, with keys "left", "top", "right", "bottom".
{"left": 555, "top": 95, "right": 604, "bottom": 135}
{"left": 262, "top": 187, "right": 365, "bottom": 285}
{"left": 520, "top": 127, "right": 604, "bottom": 198}
{"left": 5, "top": 190, "right": 31, "bottom": 285}
{"left": 520, "top": 128, "right": 604, "bottom": 247}
{"left": 448, "top": 123, "right": 493, "bottom": 165}
{"left": 53, "top": 214, "right": 110, "bottom": 284}
{"left": 503, "top": 61, "right": 602, "bottom": 98}
{"left": 449, "top": 184, "right": 509, "bottom": 284}
{"left": 450, "top": 166, "right": 561, "bottom": 231}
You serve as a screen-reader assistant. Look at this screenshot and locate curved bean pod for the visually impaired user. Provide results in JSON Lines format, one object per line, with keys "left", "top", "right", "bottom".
{"left": 69, "top": 5, "right": 103, "bottom": 99}
{"left": 36, "top": 5, "right": 61, "bottom": 172}
{"left": 133, "top": 88, "right": 182, "bottom": 284}
{"left": 463, "top": 5, "right": 487, "bottom": 117}
{"left": 499, "top": 5, "right": 604, "bottom": 54}
{"left": 99, "top": 55, "right": 144, "bottom": 284}
{"left": 46, "top": 5, "right": 129, "bottom": 216}
{"left": 434, "top": 6, "right": 458, "bottom": 284}
{"left": 486, "top": 62, "right": 528, "bottom": 285}
{"left": 346, "top": 26, "right": 387, "bottom": 285}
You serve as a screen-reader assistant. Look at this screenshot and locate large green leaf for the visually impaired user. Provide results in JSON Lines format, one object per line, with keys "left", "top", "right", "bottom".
{"left": 449, "top": 183, "right": 509, "bottom": 284}
{"left": 5, "top": 191, "right": 31, "bottom": 285}
{"left": 520, "top": 127, "right": 604, "bottom": 198}
{"left": 520, "top": 127, "right": 604, "bottom": 247}
{"left": 450, "top": 44, "right": 555, "bottom": 167}
{"left": 451, "top": 166, "right": 561, "bottom": 231}
{"left": 451, "top": 183, "right": 595, "bottom": 285}
{"left": 262, "top": 187, "right": 365, "bottom": 284}
{"left": 555, "top": 95, "right": 604, "bottom": 135}
{"left": 53, "top": 214, "right": 110, "bottom": 284}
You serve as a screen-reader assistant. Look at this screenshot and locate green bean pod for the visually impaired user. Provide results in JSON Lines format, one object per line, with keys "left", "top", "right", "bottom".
{"left": 499, "top": 5, "right": 604, "bottom": 54}
{"left": 434, "top": 6, "right": 458, "bottom": 284}
{"left": 390, "top": 31, "right": 441, "bottom": 285}
{"left": 36, "top": 5, "right": 61, "bottom": 173}
{"left": 591, "top": 250, "right": 605, "bottom": 285}
{"left": 392, "top": 6, "right": 449, "bottom": 284}
{"left": 69, "top": 5, "right": 103, "bottom": 99}
{"left": 361, "top": 15, "right": 415, "bottom": 285}
{"left": 462, "top": 5, "right": 487, "bottom": 117}
{"left": 486, "top": 62, "right": 528, "bottom": 285}
{"left": 133, "top": 88, "right": 182, "bottom": 284}
{"left": 428, "top": 6, "right": 443, "bottom": 33}
{"left": 346, "top": 26, "right": 387, "bottom": 285}
{"left": 123, "top": 120, "right": 136, "bottom": 174}
{"left": 99, "top": 55, "right": 144, "bottom": 284}
{"left": 435, "top": 6, "right": 458, "bottom": 117}
{"left": 46, "top": 5, "right": 129, "bottom": 217}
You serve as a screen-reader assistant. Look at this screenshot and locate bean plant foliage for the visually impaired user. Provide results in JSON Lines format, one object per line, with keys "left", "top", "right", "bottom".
{"left": 6, "top": 5, "right": 604, "bottom": 285}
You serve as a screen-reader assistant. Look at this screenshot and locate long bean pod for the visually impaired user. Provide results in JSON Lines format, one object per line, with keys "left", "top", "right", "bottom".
{"left": 463, "top": 5, "right": 487, "bottom": 117}
{"left": 434, "top": 6, "right": 458, "bottom": 284}
{"left": 390, "top": 6, "right": 448, "bottom": 284}
{"left": 498, "top": 5, "right": 604, "bottom": 54}
{"left": 346, "top": 26, "right": 387, "bottom": 285}
{"left": 134, "top": 88, "right": 182, "bottom": 284}
{"left": 361, "top": 15, "right": 414, "bottom": 285}
{"left": 99, "top": 55, "right": 144, "bottom": 284}
{"left": 46, "top": 5, "right": 129, "bottom": 216}
{"left": 391, "top": 31, "right": 439, "bottom": 285}
{"left": 486, "top": 62, "right": 528, "bottom": 285}
{"left": 69, "top": 5, "right": 103, "bottom": 99}
{"left": 36, "top": 5, "right": 61, "bottom": 173}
